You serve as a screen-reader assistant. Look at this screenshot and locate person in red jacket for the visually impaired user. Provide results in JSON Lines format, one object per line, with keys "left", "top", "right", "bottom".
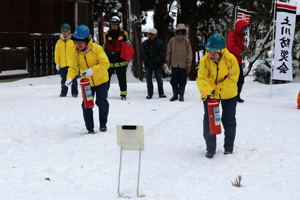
{"left": 226, "top": 20, "right": 249, "bottom": 103}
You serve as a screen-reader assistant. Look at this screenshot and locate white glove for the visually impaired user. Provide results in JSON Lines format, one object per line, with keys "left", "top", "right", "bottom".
{"left": 65, "top": 78, "right": 72, "bottom": 86}
{"left": 56, "top": 64, "right": 60, "bottom": 71}
{"left": 83, "top": 68, "right": 94, "bottom": 76}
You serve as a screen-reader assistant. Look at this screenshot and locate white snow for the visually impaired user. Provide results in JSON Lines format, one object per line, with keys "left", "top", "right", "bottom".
{"left": 0, "top": 70, "right": 28, "bottom": 77}
{"left": 0, "top": 75, "right": 300, "bottom": 200}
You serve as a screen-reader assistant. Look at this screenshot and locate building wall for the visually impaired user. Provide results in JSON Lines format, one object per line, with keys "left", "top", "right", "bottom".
{"left": 0, "top": 0, "right": 92, "bottom": 74}
{"left": 0, "top": 0, "right": 91, "bottom": 34}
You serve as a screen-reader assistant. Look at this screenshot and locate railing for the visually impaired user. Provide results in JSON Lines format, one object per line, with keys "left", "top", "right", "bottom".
{"left": 28, "top": 34, "right": 59, "bottom": 77}
{"left": 0, "top": 47, "right": 29, "bottom": 72}
{"left": 0, "top": 32, "right": 59, "bottom": 77}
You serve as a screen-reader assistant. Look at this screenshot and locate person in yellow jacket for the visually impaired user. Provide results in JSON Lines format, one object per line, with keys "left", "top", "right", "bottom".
{"left": 54, "top": 23, "right": 78, "bottom": 97}
{"left": 196, "top": 33, "right": 239, "bottom": 158}
{"left": 65, "top": 25, "right": 110, "bottom": 134}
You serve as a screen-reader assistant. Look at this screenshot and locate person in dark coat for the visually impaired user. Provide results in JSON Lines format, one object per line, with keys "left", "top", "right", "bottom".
{"left": 142, "top": 28, "right": 166, "bottom": 99}
{"left": 226, "top": 20, "right": 249, "bottom": 103}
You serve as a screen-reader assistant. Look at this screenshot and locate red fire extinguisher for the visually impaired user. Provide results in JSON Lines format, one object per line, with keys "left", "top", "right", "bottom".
{"left": 207, "top": 97, "right": 222, "bottom": 135}
{"left": 80, "top": 77, "right": 94, "bottom": 108}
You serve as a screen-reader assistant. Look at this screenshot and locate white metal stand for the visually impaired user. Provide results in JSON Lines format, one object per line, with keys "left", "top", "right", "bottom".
{"left": 117, "top": 148, "right": 142, "bottom": 197}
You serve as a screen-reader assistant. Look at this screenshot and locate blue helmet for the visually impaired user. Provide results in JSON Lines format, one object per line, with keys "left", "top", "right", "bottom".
{"left": 60, "top": 23, "right": 71, "bottom": 31}
{"left": 205, "top": 33, "right": 225, "bottom": 51}
{"left": 72, "top": 25, "right": 90, "bottom": 40}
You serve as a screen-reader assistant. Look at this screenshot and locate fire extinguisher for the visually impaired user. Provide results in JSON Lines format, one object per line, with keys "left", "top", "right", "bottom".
{"left": 207, "top": 96, "right": 222, "bottom": 135}
{"left": 297, "top": 91, "right": 300, "bottom": 109}
{"left": 80, "top": 76, "right": 94, "bottom": 108}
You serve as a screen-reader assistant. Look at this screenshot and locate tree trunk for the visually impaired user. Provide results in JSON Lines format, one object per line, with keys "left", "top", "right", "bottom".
{"left": 154, "top": 1, "right": 168, "bottom": 43}
{"left": 127, "top": 0, "right": 143, "bottom": 80}
{"left": 188, "top": 19, "right": 197, "bottom": 80}
{"left": 120, "top": 0, "right": 128, "bottom": 31}
{"left": 98, "top": 9, "right": 104, "bottom": 45}
{"left": 178, "top": 0, "right": 197, "bottom": 80}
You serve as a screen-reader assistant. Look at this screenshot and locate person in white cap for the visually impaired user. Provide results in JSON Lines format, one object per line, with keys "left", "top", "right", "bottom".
{"left": 142, "top": 28, "right": 166, "bottom": 99}
{"left": 166, "top": 23, "right": 192, "bottom": 102}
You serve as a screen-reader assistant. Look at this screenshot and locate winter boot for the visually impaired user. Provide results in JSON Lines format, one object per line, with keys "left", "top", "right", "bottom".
{"left": 170, "top": 86, "right": 178, "bottom": 101}
{"left": 297, "top": 91, "right": 300, "bottom": 109}
{"left": 88, "top": 128, "right": 95, "bottom": 134}
{"left": 224, "top": 150, "right": 233, "bottom": 155}
{"left": 60, "top": 85, "right": 68, "bottom": 97}
{"left": 179, "top": 96, "right": 184, "bottom": 101}
{"left": 100, "top": 125, "right": 107, "bottom": 132}
{"left": 178, "top": 87, "right": 185, "bottom": 101}
{"left": 170, "top": 96, "right": 178, "bottom": 101}
{"left": 205, "top": 150, "right": 215, "bottom": 158}
{"left": 237, "top": 97, "right": 245, "bottom": 103}
{"left": 121, "top": 95, "right": 126, "bottom": 100}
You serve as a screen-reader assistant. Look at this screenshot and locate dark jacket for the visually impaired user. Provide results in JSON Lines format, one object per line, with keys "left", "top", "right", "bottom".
{"left": 226, "top": 20, "right": 249, "bottom": 65}
{"left": 142, "top": 38, "right": 165, "bottom": 67}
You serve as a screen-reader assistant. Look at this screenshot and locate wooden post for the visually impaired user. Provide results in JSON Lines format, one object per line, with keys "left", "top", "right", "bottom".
{"left": 41, "top": 39, "right": 46, "bottom": 76}
{"left": 35, "top": 39, "right": 41, "bottom": 77}
{"left": 98, "top": 7, "right": 104, "bottom": 45}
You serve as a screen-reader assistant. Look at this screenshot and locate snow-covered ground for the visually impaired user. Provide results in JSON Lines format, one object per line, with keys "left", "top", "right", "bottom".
{"left": 0, "top": 74, "right": 299, "bottom": 200}
{"left": 0, "top": 69, "right": 28, "bottom": 77}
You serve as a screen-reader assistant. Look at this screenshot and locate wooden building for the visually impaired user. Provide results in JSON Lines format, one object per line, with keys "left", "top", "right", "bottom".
{"left": 0, "top": 0, "right": 92, "bottom": 76}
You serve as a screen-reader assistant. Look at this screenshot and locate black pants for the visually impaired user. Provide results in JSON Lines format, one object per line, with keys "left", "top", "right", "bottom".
{"left": 82, "top": 82, "right": 109, "bottom": 130}
{"left": 145, "top": 66, "right": 164, "bottom": 96}
{"left": 237, "top": 64, "right": 244, "bottom": 98}
{"left": 170, "top": 67, "right": 187, "bottom": 97}
{"left": 108, "top": 65, "right": 127, "bottom": 96}
{"left": 60, "top": 67, "right": 78, "bottom": 96}
{"left": 203, "top": 97, "right": 237, "bottom": 152}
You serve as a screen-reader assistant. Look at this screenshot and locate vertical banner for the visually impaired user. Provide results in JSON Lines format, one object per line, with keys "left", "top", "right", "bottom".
{"left": 273, "top": 2, "right": 296, "bottom": 81}
{"left": 236, "top": 7, "right": 252, "bottom": 47}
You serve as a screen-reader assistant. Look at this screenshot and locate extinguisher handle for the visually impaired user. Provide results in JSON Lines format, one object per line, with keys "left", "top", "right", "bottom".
{"left": 81, "top": 72, "right": 87, "bottom": 78}
{"left": 73, "top": 73, "right": 86, "bottom": 81}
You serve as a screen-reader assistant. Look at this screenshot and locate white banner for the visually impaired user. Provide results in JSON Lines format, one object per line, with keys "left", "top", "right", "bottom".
{"left": 273, "top": 2, "right": 297, "bottom": 81}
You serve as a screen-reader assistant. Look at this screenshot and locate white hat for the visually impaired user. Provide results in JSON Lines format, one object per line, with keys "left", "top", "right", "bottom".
{"left": 149, "top": 28, "right": 158, "bottom": 34}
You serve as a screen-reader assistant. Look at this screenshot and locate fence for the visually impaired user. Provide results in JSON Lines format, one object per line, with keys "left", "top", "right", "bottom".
{"left": 0, "top": 32, "right": 59, "bottom": 77}
{"left": 28, "top": 34, "right": 59, "bottom": 77}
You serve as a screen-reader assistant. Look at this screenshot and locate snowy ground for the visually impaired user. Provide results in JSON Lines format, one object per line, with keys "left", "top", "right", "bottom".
{"left": 0, "top": 74, "right": 299, "bottom": 200}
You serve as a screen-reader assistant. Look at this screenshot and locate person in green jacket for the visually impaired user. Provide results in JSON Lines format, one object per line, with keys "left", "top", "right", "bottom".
{"left": 54, "top": 23, "right": 78, "bottom": 97}
{"left": 197, "top": 33, "right": 239, "bottom": 158}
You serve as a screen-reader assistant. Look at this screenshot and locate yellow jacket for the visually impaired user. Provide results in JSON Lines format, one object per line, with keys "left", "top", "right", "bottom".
{"left": 67, "top": 40, "right": 110, "bottom": 87}
{"left": 54, "top": 38, "right": 76, "bottom": 68}
{"left": 196, "top": 48, "right": 239, "bottom": 100}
